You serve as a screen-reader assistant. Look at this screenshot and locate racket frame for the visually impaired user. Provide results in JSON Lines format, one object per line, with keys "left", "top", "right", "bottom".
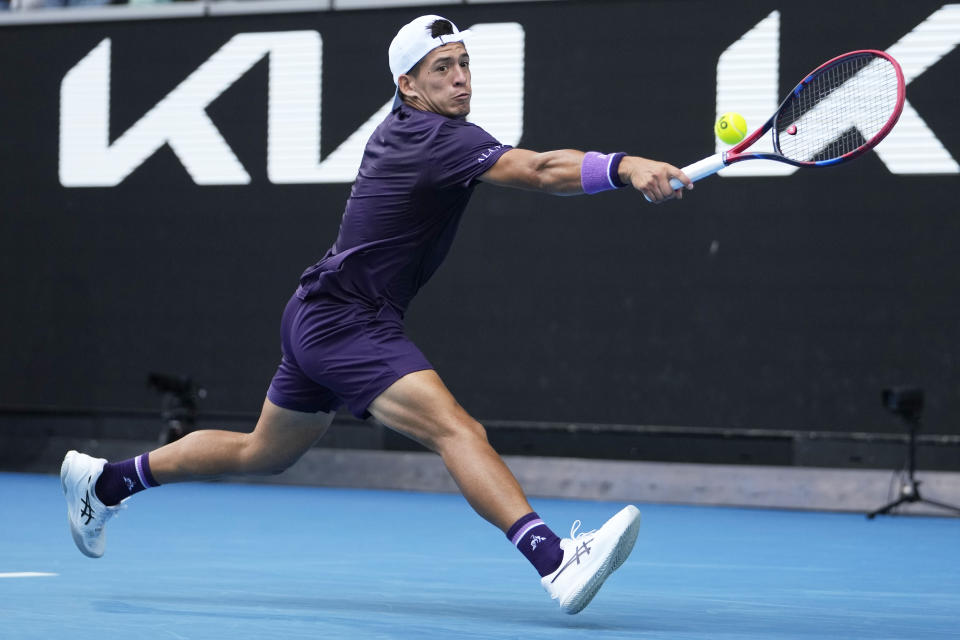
{"left": 652, "top": 49, "right": 906, "bottom": 198}
{"left": 724, "top": 49, "right": 906, "bottom": 168}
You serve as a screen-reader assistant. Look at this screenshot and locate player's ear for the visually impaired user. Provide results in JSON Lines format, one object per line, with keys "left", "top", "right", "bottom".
{"left": 398, "top": 74, "right": 419, "bottom": 101}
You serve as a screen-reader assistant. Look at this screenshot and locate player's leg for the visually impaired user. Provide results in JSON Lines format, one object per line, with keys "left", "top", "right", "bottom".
{"left": 368, "top": 369, "right": 530, "bottom": 532}
{"left": 61, "top": 398, "right": 333, "bottom": 558}
{"left": 368, "top": 369, "right": 641, "bottom": 614}
{"left": 72, "top": 292, "right": 338, "bottom": 503}
{"left": 368, "top": 370, "right": 569, "bottom": 578}
{"left": 147, "top": 398, "right": 333, "bottom": 482}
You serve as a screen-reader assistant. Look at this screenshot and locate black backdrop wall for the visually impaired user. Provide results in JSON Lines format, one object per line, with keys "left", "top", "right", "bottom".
{"left": 1, "top": 1, "right": 958, "bottom": 439}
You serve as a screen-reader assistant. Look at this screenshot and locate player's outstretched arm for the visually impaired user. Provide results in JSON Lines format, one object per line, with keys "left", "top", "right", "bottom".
{"left": 478, "top": 148, "right": 692, "bottom": 203}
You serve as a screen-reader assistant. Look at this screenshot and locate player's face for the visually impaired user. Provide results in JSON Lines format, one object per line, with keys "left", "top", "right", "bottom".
{"left": 403, "top": 43, "right": 471, "bottom": 118}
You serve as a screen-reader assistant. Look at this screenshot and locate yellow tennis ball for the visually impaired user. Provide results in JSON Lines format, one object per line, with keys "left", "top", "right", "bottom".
{"left": 715, "top": 112, "right": 748, "bottom": 144}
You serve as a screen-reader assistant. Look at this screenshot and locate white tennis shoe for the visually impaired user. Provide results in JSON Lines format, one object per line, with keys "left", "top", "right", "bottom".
{"left": 541, "top": 505, "right": 641, "bottom": 614}
{"left": 61, "top": 450, "right": 122, "bottom": 558}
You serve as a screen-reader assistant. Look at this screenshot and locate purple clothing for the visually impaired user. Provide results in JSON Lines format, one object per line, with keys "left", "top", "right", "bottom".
{"left": 296, "top": 104, "right": 512, "bottom": 312}
{"left": 268, "top": 105, "right": 511, "bottom": 418}
{"left": 267, "top": 293, "right": 433, "bottom": 418}
{"left": 507, "top": 512, "right": 564, "bottom": 577}
{"left": 94, "top": 453, "right": 158, "bottom": 506}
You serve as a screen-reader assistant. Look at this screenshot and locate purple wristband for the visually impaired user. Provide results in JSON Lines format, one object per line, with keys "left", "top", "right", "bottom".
{"left": 581, "top": 152, "right": 627, "bottom": 194}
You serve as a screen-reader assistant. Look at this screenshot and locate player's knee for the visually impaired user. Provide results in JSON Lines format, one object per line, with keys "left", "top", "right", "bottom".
{"left": 433, "top": 416, "right": 488, "bottom": 451}
{"left": 465, "top": 418, "right": 489, "bottom": 443}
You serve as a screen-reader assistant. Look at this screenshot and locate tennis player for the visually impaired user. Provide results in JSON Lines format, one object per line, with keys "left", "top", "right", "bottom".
{"left": 61, "top": 15, "right": 692, "bottom": 615}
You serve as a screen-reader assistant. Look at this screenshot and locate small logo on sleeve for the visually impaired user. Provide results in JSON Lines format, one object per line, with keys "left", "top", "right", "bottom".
{"left": 478, "top": 145, "right": 505, "bottom": 163}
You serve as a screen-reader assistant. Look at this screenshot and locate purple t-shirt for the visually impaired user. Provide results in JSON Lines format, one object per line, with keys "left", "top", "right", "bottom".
{"left": 296, "top": 104, "right": 512, "bottom": 313}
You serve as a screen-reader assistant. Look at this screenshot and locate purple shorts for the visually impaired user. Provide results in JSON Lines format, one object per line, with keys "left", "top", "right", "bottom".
{"left": 266, "top": 294, "right": 433, "bottom": 419}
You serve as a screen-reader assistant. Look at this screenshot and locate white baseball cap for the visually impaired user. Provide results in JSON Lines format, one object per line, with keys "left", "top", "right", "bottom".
{"left": 389, "top": 15, "right": 471, "bottom": 109}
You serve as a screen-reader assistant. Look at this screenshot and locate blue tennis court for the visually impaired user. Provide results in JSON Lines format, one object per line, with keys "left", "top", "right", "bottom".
{"left": 2, "top": 471, "right": 957, "bottom": 639}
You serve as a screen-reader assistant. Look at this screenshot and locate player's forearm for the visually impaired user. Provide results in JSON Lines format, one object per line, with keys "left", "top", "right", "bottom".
{"left": 528, "top": 149, "right": 587, "bottom": 195}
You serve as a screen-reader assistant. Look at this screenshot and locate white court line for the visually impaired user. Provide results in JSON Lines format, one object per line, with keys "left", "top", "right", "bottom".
{"left": 636, "top": 561, "right": 840, "bottom": 572}
{"left": 0, "top": 572, "right": 58, "bottom": 578}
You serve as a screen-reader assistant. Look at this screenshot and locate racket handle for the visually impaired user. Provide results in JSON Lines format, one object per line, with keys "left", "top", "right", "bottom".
{"left": 643, "top": 153, "right": 727, "bottom": 202}
{"left": 671, "top": 153, "right": 727, "bottom": 189}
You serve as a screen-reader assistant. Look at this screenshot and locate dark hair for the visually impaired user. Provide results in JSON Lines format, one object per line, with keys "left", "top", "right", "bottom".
{"left": 400, "top": 19, "right": 457, "bottom": 103}
{"left": 428, "top": 19, "right": 454, "bottom": 39}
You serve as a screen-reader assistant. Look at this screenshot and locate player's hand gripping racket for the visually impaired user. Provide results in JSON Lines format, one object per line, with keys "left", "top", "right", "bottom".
{"left": 652, "top": 49, "right": 905, "bottom": 200}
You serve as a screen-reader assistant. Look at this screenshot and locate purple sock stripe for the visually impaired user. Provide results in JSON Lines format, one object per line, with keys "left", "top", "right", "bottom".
{"left": 510, "top": 519, "right": 546, "bottom": 547}
{"left": 505, "top": 512, "right": 540, "bottom": 541}
{"left": 134, "top": 453, "right": 158, "bottom": 488}
{"left": 141, "top": 453, "right": 159, "bottom": 487}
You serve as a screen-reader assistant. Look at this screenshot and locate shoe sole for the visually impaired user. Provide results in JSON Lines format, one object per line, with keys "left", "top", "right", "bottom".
{"left": 563, "top": 505, "right": 641, "bottom": 614}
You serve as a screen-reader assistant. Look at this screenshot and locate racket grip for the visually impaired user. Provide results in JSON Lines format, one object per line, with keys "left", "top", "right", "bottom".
{"left": 671, "top": 153, "right": 727, "bottom": 190}
{"left": 644, "top": 153, "right": 727, "bottom": 202}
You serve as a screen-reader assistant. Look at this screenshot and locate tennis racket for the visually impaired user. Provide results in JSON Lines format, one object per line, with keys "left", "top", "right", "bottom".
{"left": 654, "top": 49, "right": 905, "bottom": 198}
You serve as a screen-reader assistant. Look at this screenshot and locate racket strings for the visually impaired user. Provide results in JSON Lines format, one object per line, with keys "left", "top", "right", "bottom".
{"left": 775, "top": 53, "right": 900, "bottom": 163}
